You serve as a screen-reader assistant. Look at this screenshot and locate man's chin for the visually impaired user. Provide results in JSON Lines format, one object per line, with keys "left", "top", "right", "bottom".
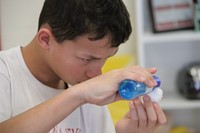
{"left": 68, "top": 79, "right": 89, "bottom": 86}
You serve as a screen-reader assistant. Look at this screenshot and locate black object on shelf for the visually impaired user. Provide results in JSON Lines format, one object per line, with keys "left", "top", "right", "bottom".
{"left": 177, "top": 62, "right": 200, "bottom": 99}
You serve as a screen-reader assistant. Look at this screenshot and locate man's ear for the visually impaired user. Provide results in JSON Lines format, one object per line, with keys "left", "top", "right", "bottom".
{"left": 37, "top": 28, "right": 53, "bottom": 49}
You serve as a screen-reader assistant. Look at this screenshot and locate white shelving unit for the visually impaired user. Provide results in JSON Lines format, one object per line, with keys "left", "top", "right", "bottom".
{"left": 143, "top": 30, "right": 200, "bottom": 44}
{"left": 135, "top": 0, "right": 200, "bottom": 130}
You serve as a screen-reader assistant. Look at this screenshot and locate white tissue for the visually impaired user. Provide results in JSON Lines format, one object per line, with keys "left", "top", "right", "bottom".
{"left": 147, "top": 87, "right": 163, "bottom": 102}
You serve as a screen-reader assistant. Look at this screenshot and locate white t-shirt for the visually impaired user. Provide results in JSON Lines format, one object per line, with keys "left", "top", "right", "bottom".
{"left": 0, "top": 46, "right": 115, "bottom": 133}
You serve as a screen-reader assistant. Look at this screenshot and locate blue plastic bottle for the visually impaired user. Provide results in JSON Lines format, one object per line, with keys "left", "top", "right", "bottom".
{"left": 118, "top": 76, "right": 161, "bottom": 100}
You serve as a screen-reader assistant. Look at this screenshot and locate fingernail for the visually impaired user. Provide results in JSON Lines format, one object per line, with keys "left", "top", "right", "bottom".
{"left": 153, "top": 102, "right": 159, "bottom": 108}
{"left": 133, "top": 97, "right": 139, "bottom": 102}
{"left": 143, "top": 95, "right": 150, "bottom": 102}
{"left": 150, "top": 81, "right": 156, "bottom": 86}
{"left": 154, "top": 80, "right": 157, "bottom": 86}
{"left": 130, "top": 100, "right": 134, "bottom": 105}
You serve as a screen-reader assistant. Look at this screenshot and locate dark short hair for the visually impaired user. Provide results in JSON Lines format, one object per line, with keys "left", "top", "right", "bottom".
{"left": 38, "top": 0, "right": 132, "bottom": 47}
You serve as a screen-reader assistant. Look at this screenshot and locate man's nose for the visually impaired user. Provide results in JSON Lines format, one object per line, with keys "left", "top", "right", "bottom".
{"left": 86, "top": 67, "right": 103, "bottom": 78}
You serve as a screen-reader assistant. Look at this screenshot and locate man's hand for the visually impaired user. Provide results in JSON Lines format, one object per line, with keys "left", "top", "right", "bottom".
{"left": 115, "top": 95, "right": 167, "bottom": 133}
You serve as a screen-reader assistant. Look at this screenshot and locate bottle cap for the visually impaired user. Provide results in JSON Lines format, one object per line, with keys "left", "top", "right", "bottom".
{"left": 153, "top": 75, "right": 161, "bottom": 87}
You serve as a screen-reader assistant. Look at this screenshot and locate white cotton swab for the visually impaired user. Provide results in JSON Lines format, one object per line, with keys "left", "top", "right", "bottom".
{"left": 147, "top": 87, "right": 163, "bottom": 102}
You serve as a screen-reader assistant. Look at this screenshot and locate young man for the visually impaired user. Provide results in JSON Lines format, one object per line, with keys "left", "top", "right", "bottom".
{"left": 0, "top": 0, "right": 166, "bottom": 133}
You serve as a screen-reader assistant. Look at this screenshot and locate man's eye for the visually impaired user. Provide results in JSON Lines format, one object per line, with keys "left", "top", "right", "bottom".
{"left": 82, "top": 58, "right": 92, "bottom": 62}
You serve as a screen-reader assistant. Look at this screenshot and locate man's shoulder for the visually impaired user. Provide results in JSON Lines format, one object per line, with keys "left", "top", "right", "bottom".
{"left": 0, "top": 46, "right": 22, "bottom": 78}
{"left": 0, "top": 46, "right": 20, "bottom": 59}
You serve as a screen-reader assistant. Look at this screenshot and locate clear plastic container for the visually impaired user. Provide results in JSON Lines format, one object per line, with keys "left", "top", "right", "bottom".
{"left": 118, "top": 76, "right": 161, "bottom": 100}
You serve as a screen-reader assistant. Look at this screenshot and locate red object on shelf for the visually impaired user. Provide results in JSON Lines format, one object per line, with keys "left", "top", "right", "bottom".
{"left": 149, "top": 0, "right": 194, "bottom": 33}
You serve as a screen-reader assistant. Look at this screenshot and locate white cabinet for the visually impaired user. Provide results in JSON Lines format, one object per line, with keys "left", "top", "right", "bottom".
{"left": 134, "top": 0, "right": 200, "bottom": 130}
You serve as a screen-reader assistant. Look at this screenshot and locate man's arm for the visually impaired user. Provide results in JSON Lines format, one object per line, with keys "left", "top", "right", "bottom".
{"left": 0, "top": 85, "right": 85, "bottom": 133}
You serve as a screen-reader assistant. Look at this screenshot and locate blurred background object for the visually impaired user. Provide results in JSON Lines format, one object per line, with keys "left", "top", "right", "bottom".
{"left": 177, "top": 62, "right": 200, "bottom": 99}
{"left": 193, "top": 0, "right": 200, "bottom": 32}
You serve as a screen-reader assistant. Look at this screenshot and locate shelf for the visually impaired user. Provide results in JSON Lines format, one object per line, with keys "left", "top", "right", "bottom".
{"left": 143, "top": 30, "right": 200, "bottom": 44}
{"left": 160, "top": 91, "right": 200, "bottom": 110}
{"left": 136, "top": 0, "right": 200, "bottom": 114}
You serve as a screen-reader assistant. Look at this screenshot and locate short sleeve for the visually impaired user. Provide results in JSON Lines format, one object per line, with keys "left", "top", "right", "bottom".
{"left": 0, "top": 58, "right": 12, "bottom": 122}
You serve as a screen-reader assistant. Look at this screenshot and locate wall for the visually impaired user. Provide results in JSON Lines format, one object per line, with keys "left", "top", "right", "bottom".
{"left": 1, "top": 0, "right": 44, "bottom": 50}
